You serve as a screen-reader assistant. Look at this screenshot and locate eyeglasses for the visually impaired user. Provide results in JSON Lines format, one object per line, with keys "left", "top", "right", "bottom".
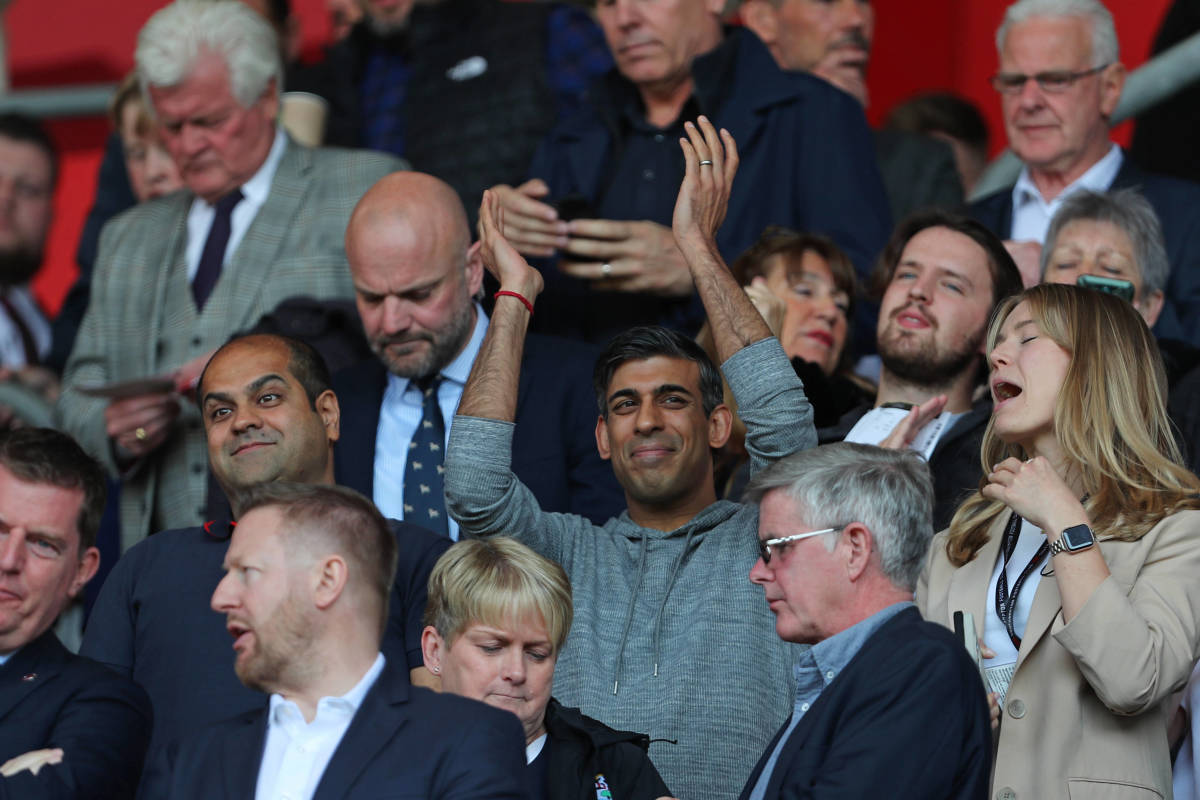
{"left": 989, "top": 64, "right": 1109, "bottom": 95}
{"left": 756, "top": 526, "right": 843, "bottom": 565}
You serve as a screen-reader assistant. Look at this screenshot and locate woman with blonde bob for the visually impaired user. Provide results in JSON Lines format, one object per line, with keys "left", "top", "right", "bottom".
{"left": 918, "top": 283, "right": 1200, "bottom": 798}
{"left": 421, "top": 538, "right": 669, "bottom": 800}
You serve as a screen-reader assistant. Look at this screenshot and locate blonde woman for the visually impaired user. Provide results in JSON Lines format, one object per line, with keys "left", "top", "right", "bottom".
{"left": 918, "top": 283, "right": 1200, "bottom": 798}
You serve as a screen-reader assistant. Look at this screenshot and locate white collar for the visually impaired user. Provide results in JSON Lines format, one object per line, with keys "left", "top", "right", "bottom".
{"left": 233, "top": 127, "right": 288, "bottom": 210}
{"left": 267, "top": 651, "right": 386, "bottom": 724}
{"left": 1013, "top": 143, "right": 1123, "bottom": 207}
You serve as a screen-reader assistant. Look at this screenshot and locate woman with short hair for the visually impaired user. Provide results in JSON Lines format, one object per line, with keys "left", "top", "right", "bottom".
{"left": 421, "top": 537, "right": 670, "bottom": 800}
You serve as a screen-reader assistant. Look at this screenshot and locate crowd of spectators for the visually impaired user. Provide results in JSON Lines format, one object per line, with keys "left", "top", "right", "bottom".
{"left": 4, "top": 0, "right": 1200, "bottom": 798}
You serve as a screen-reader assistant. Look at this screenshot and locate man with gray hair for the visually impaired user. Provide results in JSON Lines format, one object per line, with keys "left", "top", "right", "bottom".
{"left": 970, "top": 0, "right": 1200, "bottom": 345}
{"left": 57, "top": 0, "right": 404, "bottom": 551}
{"left": 739, "top": 443, "right": 991, "bottom": 799}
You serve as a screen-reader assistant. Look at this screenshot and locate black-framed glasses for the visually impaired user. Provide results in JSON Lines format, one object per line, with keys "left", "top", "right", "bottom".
{"left": 989, "top": 64, "right": 1109, "bottom": 95}
{"left": 756, "top": 526, "right": 844, "bottom": 564}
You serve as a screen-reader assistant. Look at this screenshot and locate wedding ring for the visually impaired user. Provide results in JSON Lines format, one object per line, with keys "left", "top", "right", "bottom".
{"left": 698, "top": 160, "right": 714, "bottom": 166}
{"left": 601, "top": 263, "right": 613, "bottom": 277}
{"left": 135, "top": 427, "right": 148, "bottom": 442}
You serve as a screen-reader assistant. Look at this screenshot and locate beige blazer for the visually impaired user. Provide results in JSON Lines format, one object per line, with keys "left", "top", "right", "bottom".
{"left": 918, "top": 509, "right": 1200, "bottom": 800}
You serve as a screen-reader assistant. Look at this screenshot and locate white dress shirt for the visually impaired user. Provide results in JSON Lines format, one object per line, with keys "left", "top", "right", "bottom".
{"left": 0, "top": 286, "right": 50, "bottom": 367}
{"left": 373, "top": 304, "right": 488, "bottom": 540}
{"left": 983, "top": 517, "right": 1046, "bottom": 666}
{"left": 1010, "top": 143, "right": 1123, "bottom": 244}
{"left": 255, "top": 652, "right": 386, "bottom": 800}
{"left": 184, "top": 128, "right": 288, "bottom": 283}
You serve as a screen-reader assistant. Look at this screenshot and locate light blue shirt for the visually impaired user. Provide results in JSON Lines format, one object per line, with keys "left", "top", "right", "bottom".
{"left": 1010, "top": 143, "right": 1123, "bottom": 244}
{"left": 373, "top": 305, "right": 488, "bottom": 540}
{"left": 0, "top": 648, "right": 15, "bottom": 666}
{"left": 748, "top": 601, "right": 914, "bottom": 800}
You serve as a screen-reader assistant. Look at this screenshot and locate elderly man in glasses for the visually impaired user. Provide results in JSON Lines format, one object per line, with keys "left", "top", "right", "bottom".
{"left": 969, "top": 0, "right": 1200, "bottom": 346}
{"left": 739, "top": 442, "right": 992, "bottom": 800}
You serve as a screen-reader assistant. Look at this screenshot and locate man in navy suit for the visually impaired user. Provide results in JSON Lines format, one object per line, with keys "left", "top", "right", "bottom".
{"left": 151, "top": 482, "right": 526, "bottom": 800}
{"left": 739, "top": 443, "right": 990, "bottom": 799}
{"left": 336, "top": 171, "right": 622, "bottom": 534}
{"left": 0, "top": 428, "right": 150, "bottom": 798}
{"left": 969, "top": 0, "right": 1200, "bottom": 344}
{"left": 82, "top": 334, "right": 451, "bottom": 789}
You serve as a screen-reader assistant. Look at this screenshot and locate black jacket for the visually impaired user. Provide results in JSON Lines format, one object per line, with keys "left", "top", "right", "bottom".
{"left": 542, "top": 699, "right": 670, "bottom": 800}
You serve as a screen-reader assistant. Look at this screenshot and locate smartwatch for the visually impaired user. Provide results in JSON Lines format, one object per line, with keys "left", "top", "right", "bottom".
{"left": 1048, "top": 524, "right": 1095, "bottom": 556}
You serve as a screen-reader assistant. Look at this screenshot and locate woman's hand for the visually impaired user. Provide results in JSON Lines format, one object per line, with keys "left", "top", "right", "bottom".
{"left": 672, "top": 116, "right": 738, "bottom": 251}
{"left": 745, "top": 277, "right": 785, "bottom": 337}
{"left": 982, "top": 456, "right": 1087, "bottom": 534}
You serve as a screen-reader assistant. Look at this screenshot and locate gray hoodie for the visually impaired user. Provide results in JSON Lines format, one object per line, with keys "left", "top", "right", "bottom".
{"left": 445, "top": 337, "right": 815, "bottom": 800}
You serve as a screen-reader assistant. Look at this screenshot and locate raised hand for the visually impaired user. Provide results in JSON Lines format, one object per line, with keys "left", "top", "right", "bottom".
{"left": 672, "top": 116, "right": 739, "bottom": 251}
{"left": 478, "top": 189, "right": 544, "bottom": 301}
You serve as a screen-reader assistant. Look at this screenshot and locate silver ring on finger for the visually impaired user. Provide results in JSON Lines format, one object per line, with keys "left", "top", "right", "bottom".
{"left": 601, "top": 262, "right": 613, "bottom": 277}
{"left": 698, "top": 160, "right": 714, "bottom": 166}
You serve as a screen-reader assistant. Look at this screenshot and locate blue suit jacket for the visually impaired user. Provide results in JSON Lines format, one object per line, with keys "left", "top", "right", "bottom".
{"left": 738, "top": 608, "right": 991, "bottom": 800}
{"left": 150, "top": 662, "right": 528, "bottom": 800}
{"left": 335, "top": 332, "right": 624, "bottom": 525}
{"left": 0, "top": 630, "right": 151, "bottom": 800}
{"left": 524, "top": 28, "right": 891, "bottom": 342}
{"left": 970, "top": 155, "right": 1200, "bottom": 345}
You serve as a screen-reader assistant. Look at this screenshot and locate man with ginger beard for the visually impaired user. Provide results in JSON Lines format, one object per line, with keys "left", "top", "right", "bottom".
{"left": 147, "top": 482, "right": 525, "bottom": 800}
{"left": 820, "top": 212, "right": 1023, "bottom": 529}
{"left": 82, "top": 334, "right": 450, "bottom": 790}
{"left": 335, "top": 171, "right": 622, "bottom": 534}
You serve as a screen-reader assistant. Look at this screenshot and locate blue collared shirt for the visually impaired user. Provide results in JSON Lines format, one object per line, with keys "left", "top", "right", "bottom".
{"left": 747, "top": 602, "right": 914, "bottom": 800}
{"left": 373, "top": 304, "right": 488, "bottom": 539}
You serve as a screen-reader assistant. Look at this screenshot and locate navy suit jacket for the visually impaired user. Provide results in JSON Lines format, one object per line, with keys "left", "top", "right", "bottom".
{"left": 738, "top": 608, "right": 991, "bottom": 800}
{"left": 0, "top": 630, "right": 151, "bottom": 799}
{"left": 970, "top": 155, "right": 1200, "bottom": 344}
{"left": 335, "top": 332, "right": 624, "bottom": 525}
{"left": 150, "top": 661, "right": 528, "bottom": 800}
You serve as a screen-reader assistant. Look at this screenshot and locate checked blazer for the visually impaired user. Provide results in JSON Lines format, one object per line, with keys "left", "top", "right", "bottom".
{"left": 58, "top": 137, "right": 404, "bottom": 552}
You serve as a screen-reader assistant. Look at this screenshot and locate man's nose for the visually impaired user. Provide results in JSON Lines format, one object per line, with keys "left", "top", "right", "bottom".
{"left": 381, "top": 295, "right": 413, "bottom": 335}
{"left": 0, "top": 529, "right": 28, "bottom": 572}
{"left": 211, "top": 572, "right": 237, "bottom": 613}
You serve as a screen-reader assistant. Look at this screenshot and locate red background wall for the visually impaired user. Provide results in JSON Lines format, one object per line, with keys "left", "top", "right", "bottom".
{"left": 7, "top": 0, "right": 1172, "bottom": 315}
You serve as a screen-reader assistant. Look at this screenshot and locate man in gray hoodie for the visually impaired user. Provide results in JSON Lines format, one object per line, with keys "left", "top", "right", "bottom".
{"left": 444, "top": 118, "right": 815, "bottom": 800}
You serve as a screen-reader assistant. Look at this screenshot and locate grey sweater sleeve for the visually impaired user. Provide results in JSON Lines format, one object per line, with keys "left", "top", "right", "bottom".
{"left": 445, "top": 415, "right": 594, "bottom": 566}
{"left": 722, "top": 337, "right": 816, "bottom": 477}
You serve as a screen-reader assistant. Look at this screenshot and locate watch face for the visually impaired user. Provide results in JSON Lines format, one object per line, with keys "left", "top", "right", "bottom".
{"left": 1062, "top": 524, "right": 1095, "bottom": 551}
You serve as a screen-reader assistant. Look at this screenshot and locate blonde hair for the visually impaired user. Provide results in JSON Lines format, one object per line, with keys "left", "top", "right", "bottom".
{"left": 424, "top": 538, "right": 573, "bottom": 653}
{"left": 946, "top": 284, "right": 1200, "bottom": 566}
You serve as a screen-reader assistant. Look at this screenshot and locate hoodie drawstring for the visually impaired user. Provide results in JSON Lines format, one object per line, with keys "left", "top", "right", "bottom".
{"left": 612, "top": 530, "right": 649, "bottom": 694}
{"left": 650, "top": 526, "right": 695, "bottom": 679}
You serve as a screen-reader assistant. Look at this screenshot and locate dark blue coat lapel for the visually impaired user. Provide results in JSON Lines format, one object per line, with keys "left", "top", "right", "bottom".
{"left": 311, "top": 664, "right": 411, "bottom": 800}
{"left": 0, "top": 631, "right": 63, "bottom": 723}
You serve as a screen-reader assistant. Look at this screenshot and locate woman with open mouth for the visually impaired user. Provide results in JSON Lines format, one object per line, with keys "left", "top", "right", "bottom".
{"left": 918, "top": 282, "right": 1200, "bottom": 799}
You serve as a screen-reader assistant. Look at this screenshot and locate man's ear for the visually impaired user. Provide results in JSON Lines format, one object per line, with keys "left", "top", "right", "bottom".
{"left": 740, "top": 0, "right": 779, "bottom": 48}
{"left": 316, "top": 389, "right": 341, "bottom": 443}
{"left": 595, "top": 415, "right": 612, "bottom": 461}
{"left": 708, "top": 404, "right": 733, "bottom": 449}
{"left": 67, "top": 547, "right": 101, "bottom": 599}
{"left": 1099, "top": 63, "right": 1126, "bottom": 119}
{"left": 841, "top": 523, "right": 873, "bottom": 582}
{"left": 312, "top": 555, "right": 349, "bottom": 610}
{"left": 465, "top": 240, "right": 485, "bottom": 298}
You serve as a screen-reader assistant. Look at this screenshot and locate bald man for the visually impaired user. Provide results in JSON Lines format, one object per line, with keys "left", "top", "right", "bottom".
{"left": 334, "top": 172, "right": 621, "bottom": 533}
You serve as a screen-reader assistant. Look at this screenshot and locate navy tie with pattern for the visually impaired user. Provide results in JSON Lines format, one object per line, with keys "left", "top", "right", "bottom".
{"left": 192, "top": 188, "right": 244, "bottom": 311}
{"left": 403, "top": 376, "right": 448, "bottom": 536}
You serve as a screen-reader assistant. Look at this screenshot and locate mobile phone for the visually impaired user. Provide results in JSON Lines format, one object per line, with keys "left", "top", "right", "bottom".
{"left": 1076, "top": 274, "right": 1134, "bottom": 303}
{"left": 556, "top": 193, "right": 598, "bottom": 223}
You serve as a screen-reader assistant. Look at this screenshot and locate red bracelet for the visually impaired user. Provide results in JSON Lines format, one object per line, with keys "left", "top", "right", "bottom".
{"left": 494, "top": 290, "right": 534, "bottom": 314}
